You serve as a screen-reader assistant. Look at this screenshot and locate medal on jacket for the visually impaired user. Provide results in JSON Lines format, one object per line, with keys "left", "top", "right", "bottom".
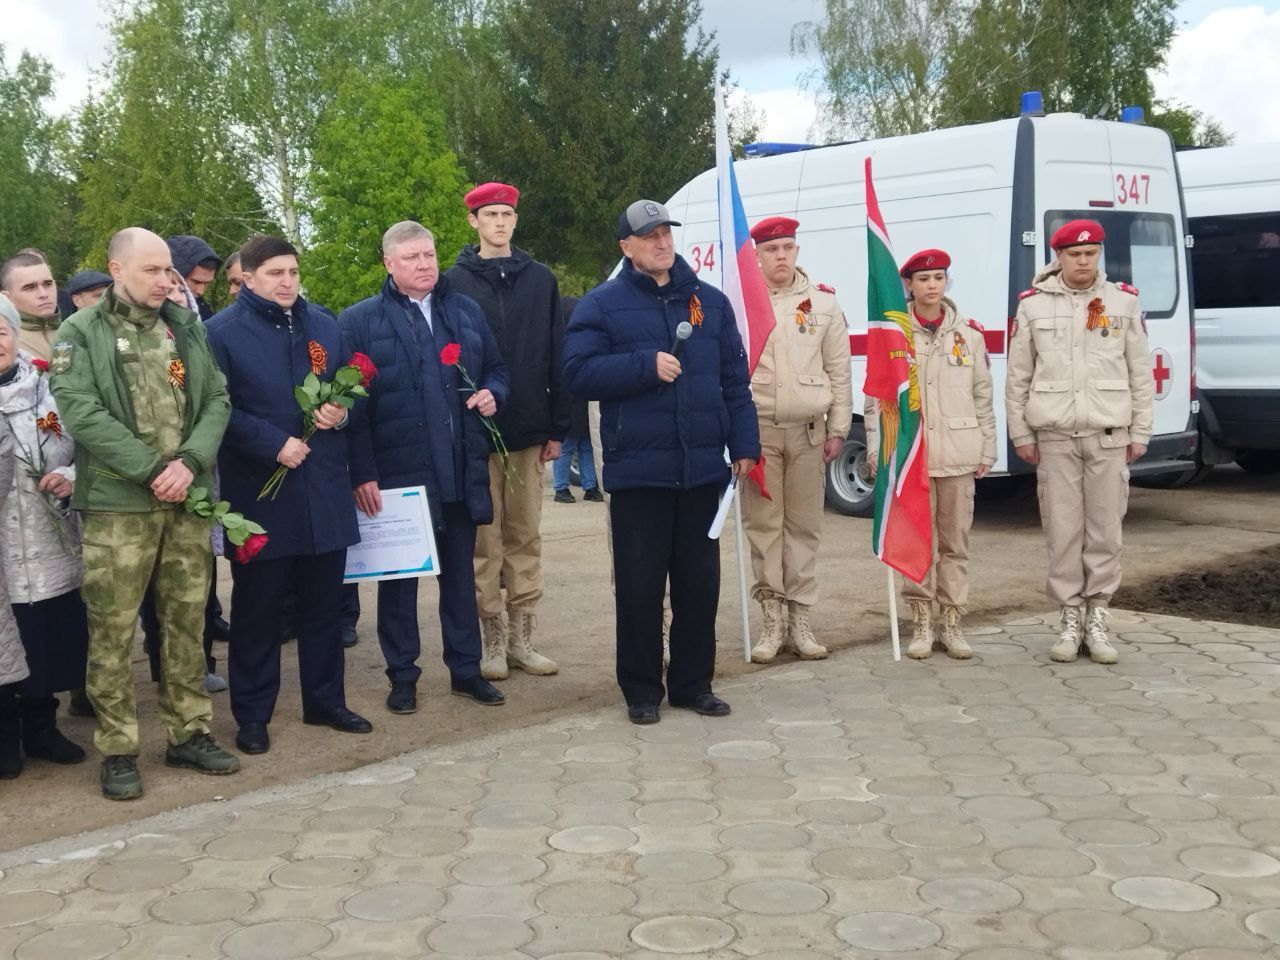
{"left": 1086, "top": 296, "right": 1111, "bottom": 336}
{"left": 796, "top": 297, "right": 813, "bottom": 334}
{"left": 950, "top": 331, "right": 973, "bottom": 366}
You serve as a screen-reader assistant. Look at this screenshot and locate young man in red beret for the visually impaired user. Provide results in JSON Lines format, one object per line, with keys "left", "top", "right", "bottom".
{"left": 741, "top": 216, "right": 852, "bottom": 664}
{"left": 444, "top": 183, "right": 569, "bottom": 681}
{"left": 1006, "top": 220, "right": 1154, "bottom": 664}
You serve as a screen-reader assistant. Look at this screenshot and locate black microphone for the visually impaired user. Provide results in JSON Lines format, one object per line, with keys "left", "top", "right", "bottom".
{"left": 671, "top": 321, "right": 693, "bottom": 360}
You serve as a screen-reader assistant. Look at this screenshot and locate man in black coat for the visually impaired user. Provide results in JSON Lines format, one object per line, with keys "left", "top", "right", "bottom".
{"left": 166, "top": 235, "right": 221, "bottom": 321}
{"left": 340, "top": 221, "right": 510, "bottom": 716}
{"left": 206, "top": 235, "right": 372, "bottom": 754}
{"left": 444, "top": 182, "right": 569, "bottom": 683}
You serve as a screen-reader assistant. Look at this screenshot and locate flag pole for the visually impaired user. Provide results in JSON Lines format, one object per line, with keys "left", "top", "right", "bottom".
{"left": 733, "top": 490, "right": 752, "bottom": 662}
{"left": 887, "top": 566, "right": 901, "bottom": 661}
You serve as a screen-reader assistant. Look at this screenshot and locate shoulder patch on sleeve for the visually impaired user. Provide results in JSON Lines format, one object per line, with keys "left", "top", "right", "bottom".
{"left": 1117, "top": 281, "right": 1140, "bottom": 296}
{"left": 816, "top": 283, "right": 836, "bottom": 294}
{"left": 50, "top": 341, "right": 74, "bottom": 375}
{"left": 966, "top": 318, "right": 984, "bottom": 332}
{"left": 1017, "top": 288, "right": 1039, "bottom": 300}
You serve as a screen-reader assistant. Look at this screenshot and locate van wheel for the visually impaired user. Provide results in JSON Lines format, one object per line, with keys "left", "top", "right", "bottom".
{"left": 825, "top": 426, "right": 875, "bottom": 518}
{"left": 1236, "top": 451, "right": 1280, "bottom": 475}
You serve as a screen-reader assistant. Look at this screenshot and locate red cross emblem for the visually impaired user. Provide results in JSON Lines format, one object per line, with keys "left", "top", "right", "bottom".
{"left": 1152, "top": 349, "right": 1172, "bottom": 400}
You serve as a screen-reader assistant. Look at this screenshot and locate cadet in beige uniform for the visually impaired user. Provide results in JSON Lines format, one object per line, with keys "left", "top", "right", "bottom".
{"left": 866, "top": 249, "right": 996, "bottom": 658}
{"left": 1006, "top": 219, "right": 1154, "bottom": 664}
{"left": 742, "top": 217, "right": 852, "bottom": 663}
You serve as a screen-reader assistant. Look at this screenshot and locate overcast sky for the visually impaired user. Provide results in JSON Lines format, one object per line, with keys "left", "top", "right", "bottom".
{"left": 11, "top": 0, "right": 1280, "bottom": 144}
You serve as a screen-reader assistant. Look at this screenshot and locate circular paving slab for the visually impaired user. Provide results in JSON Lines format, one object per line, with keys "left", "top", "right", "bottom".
{"left": 636, "top": 800, "right": 718, "bottom": 826}
{"left": 716, "top": 775, "right": 796, "bottom": 800}
{"left": 634, "top": 760, "right": 713, "bottom": 781}
{"left": 150, "top": 887, "right": 254, "bottom": 924}
{"left": 221, "top": 919, "right": 333, "bottom": 958}
{"left": 813, "top": 847, "right": 909, "bottom": 881}
{"left": 269, "top": 856, "right": 367, "bottom": 889}
{"left": 1179, "top": 846, "right": 1280, "bottom": 878}
{"left": 835, "top": 911, "right": 943, "bottom": 952}
{"left": 796, "top": 798, "right": 883, "bottom": 825}
{"left": 558, "top": 780, "right": 639, "bottom": 804}
{"left": 890, "top": 821, "right": 985, "bottom": 849}
{"left": 1245, "top": 908, "right": 1280, "bottom": 944}
{"left": 920, "top": 876, "right": 1022, "bottom": 913}
{"left": 727, "top": 879, "right": 829, "bottom": 914}
{"left": 1184, "top": 775, "right": 1271, "bottom": 798}
{"left": 629, "top": 914, "right": 737, "bottom": 953}
{"left": 960, "top": 796, "right": 1052, "bottom": 821}
{"left": 1125, "top": 794, "right": 1219, "bottom": 821}
{"left": 426, "top": 914, "right": 534, "bottom": 955}
{"left": 563, "top": 743, "right": 638, "bottom": 763}
{"left": 343, "top": 883, "right": 446, "bottom": 921}
{"left": 933, "top": 754, "right": 1016, "bottom": 776}
{"left": 706, "top": 739, "right": 780, "bottom": 760}
{"left": 634, "top": 849, "right": 728, "bottom": 882}
{"left": 535, "top": 880, "right": 637, "bottom": 916}
{"left": 374, "top": 826, "right": 465, "bottom": 858}
{"left": 993, "top": 847, "right": 1094, "bottom": 878}
{"left": 0, "top": 889, "right": 62, "bottom": 926}
{"left": 1037, "top": 908, "right": 1150, "bottom": 949}
{"left": 87, "top": 857, "right": 189, "bottom": 892}
{"left": 1064, "top": 818, "right": 1160, "bottom": 846}
{"left": 471, "top": 801, "right": 558, "bottom": 829}
{"left": 1111, "top": 876, "right": 1219, "bottom": 912}
{"left": 1240, "top": 820, "right": 1280, "bottom": 845}
{"left": 204, "top": 829, "right": 297, "bottom": 860}
{"left": 719, "top": 822, "right": 810, "bottom": 851}
{"left": 1024, "top": 773, "right": 1107, "bottom": 797}
{"left": 450, "top": 852, "right": 547, "bottom": 885}
{"left": 15, "top": 923, "right": 129, "bottom": 960}
{"left": 307, "top": 806, "right": 395, "bottom": 832}
{"left": 548, "top": 825, "right": 637, "bottom": 853}
{"left": 1081, "top": 753, "right": 1167, "bottom": 776}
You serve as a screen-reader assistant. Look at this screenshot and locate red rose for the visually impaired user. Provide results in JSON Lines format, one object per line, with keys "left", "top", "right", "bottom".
{"left": 440, "top": 343, "right": 462, "bottom": 366}
{"left": 348, "top": 352, "right": 377, "bottom": 387}
{"left": 30, "top": 358, "right": 49, "bottom": 373}
{"left": 235, "top": 533, "right": 269, "bottom": 564}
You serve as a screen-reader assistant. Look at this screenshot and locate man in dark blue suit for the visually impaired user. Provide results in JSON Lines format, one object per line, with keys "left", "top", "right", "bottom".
{"left": 206, "top": 235, "right": 373, "bottom": 755}
{"left": 564, "top": 200, "right": 760, "bottom": 725}
{"left": 340, "top": 221, "right": 510, "bottom": 715}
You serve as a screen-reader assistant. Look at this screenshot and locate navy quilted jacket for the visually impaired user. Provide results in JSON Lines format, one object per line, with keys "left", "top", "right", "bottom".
{"left": 338, "top": 276, "right": 509, "bottom": 528}
{"left": 563, "top": 256, "right": 759, "bottom": 492}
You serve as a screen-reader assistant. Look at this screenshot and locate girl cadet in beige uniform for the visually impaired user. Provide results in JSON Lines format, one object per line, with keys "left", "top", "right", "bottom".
{"left": 867, "top": 249, "right": 996, "bottom": 659}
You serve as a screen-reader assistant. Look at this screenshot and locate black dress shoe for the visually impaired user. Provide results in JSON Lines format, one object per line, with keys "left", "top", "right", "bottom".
{"left": 671, "top": 693, "right": 731, "bottom": 717}
{"left": 205, "top": 615, "right": 231, "bottom": 643}
{"left": 235, "top": 722, "right": 270, "bottom": 754}
{"left": 583, "top": 487, "right": 605, "bottom": 502}
{"left": 341, "top": 624, "right": 359, "bottom": 648}
{"left": 386, "top": 681, "right": 417, "bottom": 715}
{"left": 627, "top": 703, "right": 660, "bottom": 725}
{"left": 303, "top": 707, "right": 374, "bottom": 733}
{"left": 450, "top": 676, "right": 506, "bottom": 706}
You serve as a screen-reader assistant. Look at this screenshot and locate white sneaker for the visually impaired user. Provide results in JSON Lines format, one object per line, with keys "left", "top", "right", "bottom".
{"left": 1050, "top": 607, "right": 1084, "bottom": 662}
{"left": 204, "top": 672, "right": 228, "bottom": 693}
{"left": 1085, "top": 606, "right": 1119, "bottom": 664}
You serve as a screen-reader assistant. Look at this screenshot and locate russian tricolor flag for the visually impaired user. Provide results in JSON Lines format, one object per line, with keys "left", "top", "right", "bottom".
{"left": 714, "top": 88, "right": 775, "bottom": 377}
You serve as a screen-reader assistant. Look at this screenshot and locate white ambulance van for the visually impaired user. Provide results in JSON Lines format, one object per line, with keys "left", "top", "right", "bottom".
{"left": 1178, "top": 143, "right": 1280, "bottom": 478}
{"left": 664, "top": 105, "right": 1198, "bottom": 515}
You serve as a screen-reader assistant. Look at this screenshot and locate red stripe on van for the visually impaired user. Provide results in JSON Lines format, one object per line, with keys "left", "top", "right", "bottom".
{"left": 849, "top": 333, "right": 867, "bottom": 356}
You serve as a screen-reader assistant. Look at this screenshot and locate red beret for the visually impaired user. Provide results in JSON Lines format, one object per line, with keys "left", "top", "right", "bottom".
{"left": 899, "top": 248, "right": 951, "bottom": 278}
{"left": 1050, "top": 219, "right": 1104, "bottom": 250}
{"left": 465, "top": 182, "right": 520, "bottom": 212}
{"left": 750, "top": 216, "right": 799, "bottom": 244}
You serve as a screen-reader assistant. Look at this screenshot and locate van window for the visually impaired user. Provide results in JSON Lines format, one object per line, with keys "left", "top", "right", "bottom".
{"left": 1188, "top": 213, "right": 1280, "bottom": 310}
{"left": 1045, "top": 211, "right": 1181, "bottom": 318}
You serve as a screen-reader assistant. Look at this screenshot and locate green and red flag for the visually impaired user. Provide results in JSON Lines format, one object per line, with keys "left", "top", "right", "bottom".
{"left": 862, "top": 157, "right": 933, "bottom": 583}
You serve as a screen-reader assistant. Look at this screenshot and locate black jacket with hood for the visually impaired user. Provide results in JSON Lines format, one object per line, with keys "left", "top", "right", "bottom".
{"left": 166, "top": 235, "right": 222, "bottom": 320}
{"left": 444, "top": 245, "right": 570, "bottom": 452}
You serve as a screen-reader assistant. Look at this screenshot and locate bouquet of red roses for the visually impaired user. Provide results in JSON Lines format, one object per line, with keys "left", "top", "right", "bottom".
{"left": 258, "top": 350, "right": 377, "bottom": 500}
{"left": 184, "top": 486, "right": 269, "bottom": 562}
{"left": 439, "top": 342, "right": 512, "bottom": 477}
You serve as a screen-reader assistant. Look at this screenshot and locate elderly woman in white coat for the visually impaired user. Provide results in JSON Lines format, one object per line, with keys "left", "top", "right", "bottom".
{"left": 0, "top": 293, "right": 87, "bottom": 774}
{"left": 0, "top": 416, "right": 32, "bottom": 778}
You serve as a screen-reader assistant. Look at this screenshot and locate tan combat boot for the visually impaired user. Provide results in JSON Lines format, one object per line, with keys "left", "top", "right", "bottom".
{"left": 750, "top": 595, "right": 786, "bottom": 663}
{"left": 480, "top": 613, "right": 509, "bottom": 680}
{"left": 1050, "top": 606, "right": 1085, "bottom": 662}
{"left": 939, "top": 606, "right": 973, "bottom": 659}
{"left": 786, "top": 602, "right": 828, "bottom": 660}
{"left": 907, "top": 601, "right": 934, "bottom": 659}
{"left": 1084, "top": 604, "right": 1119, "bottom": 664}
{"left": 507, "top": 608, "right": 558, "bottom": 675}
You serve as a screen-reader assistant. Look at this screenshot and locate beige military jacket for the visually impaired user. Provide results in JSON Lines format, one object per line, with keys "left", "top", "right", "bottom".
{"left": 751, "top": 266, "right": 853, "bottom": 440}
{"left": 1006, "top": 264, "right": 1154, "bottom": 447}
{"left": 866, "top": 298, "right": 997, "bottom": 477}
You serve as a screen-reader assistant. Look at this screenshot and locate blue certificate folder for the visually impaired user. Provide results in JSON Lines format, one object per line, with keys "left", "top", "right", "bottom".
{"left": 343, "top": 486, "right": 441, "bottom": 583}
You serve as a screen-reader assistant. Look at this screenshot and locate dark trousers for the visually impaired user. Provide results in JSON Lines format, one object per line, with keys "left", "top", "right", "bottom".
{"left": 227, "top": 549, "right": 349, "bottom": 725}
{"left": 341, "top": 584, "right": 360, "bottom": 627}
{"left": 142, "top": 558, "right": 218, "bottom": 678}
{"left": 377, "top": 501, "right": 482, "bottom": 685}
{"left": 611, "top": 484, "right": 721, "bottom": 707}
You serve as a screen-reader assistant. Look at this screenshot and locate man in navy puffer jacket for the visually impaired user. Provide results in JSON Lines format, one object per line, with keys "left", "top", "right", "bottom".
{"left": 340, "top": 221, "right": 511, "bottom": 716}
{"left": 564, "top": 199, "right": 759, "bottom": 725}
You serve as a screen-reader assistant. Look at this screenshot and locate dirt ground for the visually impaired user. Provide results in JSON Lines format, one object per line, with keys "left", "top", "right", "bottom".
{"left": 1116, "top": 542, "right": 1280, "bottom": 628}
{"left": 2, "top": 464, "right": 1277, "bottom": 851}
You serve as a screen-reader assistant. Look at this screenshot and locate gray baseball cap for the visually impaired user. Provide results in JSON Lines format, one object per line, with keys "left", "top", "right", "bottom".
{"left": 617, "top": 199, "right": 681, "bottom": 239}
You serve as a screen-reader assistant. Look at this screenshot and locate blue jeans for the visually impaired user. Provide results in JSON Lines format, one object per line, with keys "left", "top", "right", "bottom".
{"left": 553, "top": 434, "right": 599, "bottom": 491}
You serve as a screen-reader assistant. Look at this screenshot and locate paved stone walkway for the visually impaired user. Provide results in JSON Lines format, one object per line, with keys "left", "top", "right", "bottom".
{"left": 1, "top": 610, "right": 1279, "bottom": 960}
